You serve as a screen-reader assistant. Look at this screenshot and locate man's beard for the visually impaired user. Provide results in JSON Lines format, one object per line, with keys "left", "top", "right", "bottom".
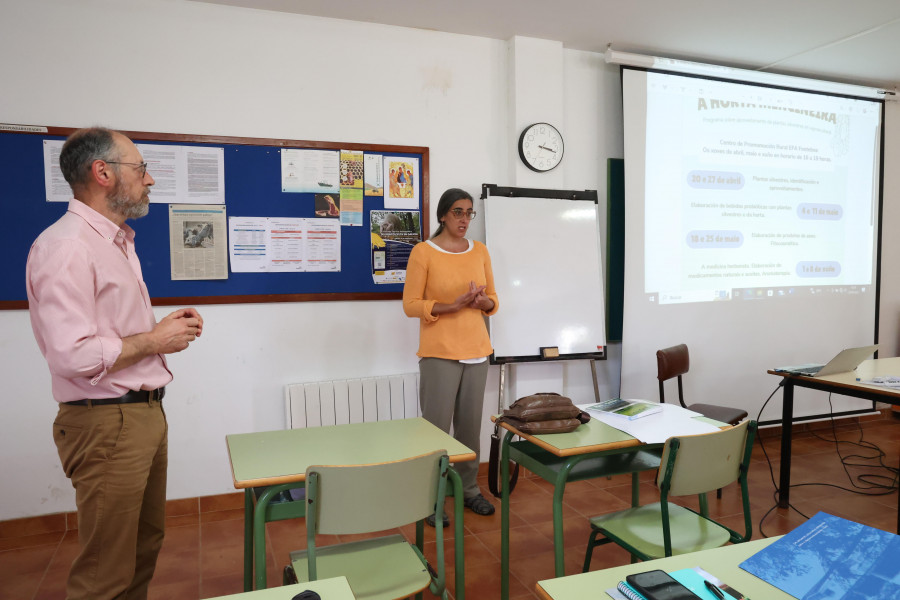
{"left": 106, "top": 179, "right": 150, "bottom": 220}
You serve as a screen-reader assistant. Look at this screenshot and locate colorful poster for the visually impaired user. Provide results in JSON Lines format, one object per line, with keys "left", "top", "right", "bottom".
{"left": 371, "top": 210, "right": 420, "bottom": 284}
{"left": 339, "top": 150, "right": 363, "bottom": 189}
{"left": 340, "top": 188, "right": 363, "bottom": 226}
{"left": 314, "top": 193, "right": 341, "bottom": 218}
{"left": 383, "top": 156, "right": 419, "bottom": 209}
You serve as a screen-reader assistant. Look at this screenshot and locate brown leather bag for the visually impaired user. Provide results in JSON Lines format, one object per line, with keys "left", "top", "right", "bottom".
{"left": 488, "top": 393, "right": 590, "bottom": 497}
{"left": 495, "top": 392, "right": 587, "bottom": 434}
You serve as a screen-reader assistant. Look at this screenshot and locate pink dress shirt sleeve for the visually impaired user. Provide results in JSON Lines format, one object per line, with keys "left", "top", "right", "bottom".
{"left": 27, "top": 238, "right": 123, "bottom": 383}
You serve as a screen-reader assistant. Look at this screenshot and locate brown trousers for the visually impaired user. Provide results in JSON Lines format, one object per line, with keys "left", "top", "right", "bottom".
{"left": 53, "top": 399, "right": 168, "bottom": 600}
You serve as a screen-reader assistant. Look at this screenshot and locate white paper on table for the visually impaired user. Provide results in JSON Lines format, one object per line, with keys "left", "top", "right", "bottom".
{"left": 578, "top": 401, "right": 719, "bottom": 443}
{"left": 860, "top": 375, "right": 900, "bottom": 388}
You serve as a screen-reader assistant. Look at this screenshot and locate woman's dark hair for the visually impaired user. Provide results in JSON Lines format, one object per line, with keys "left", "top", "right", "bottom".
{"left": 431, "top": 188, "right": 473, "bottom": 238}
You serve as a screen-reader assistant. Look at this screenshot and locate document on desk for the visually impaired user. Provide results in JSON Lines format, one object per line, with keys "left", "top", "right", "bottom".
{"left": 859, "top": 375, "right": 900, "bottom": 388}
{"left": 580, "top": 402, "right": 720, "bottom": 443}
{"left": 740, "top": 511, "right": 900, "bottom": 600}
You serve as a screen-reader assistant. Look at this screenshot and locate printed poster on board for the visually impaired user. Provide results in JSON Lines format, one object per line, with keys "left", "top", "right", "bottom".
{"left": 371, "top": 210, "right": 420, "bottom": 284}
{"left": 383, "top": 156, "right": 419, "bottom": 209}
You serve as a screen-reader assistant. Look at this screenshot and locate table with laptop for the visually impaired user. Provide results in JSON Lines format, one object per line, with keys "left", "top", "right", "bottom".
{"left": 769, "top": 345, "right": 900, "bottom": 533}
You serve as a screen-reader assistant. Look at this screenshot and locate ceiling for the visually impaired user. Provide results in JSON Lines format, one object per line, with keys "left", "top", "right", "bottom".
{"left": 195, "top": 0, "right": 900, "bottom": 91}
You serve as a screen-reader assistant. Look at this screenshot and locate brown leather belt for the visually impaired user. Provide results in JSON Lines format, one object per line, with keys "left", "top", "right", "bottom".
{"left": 66, "top": 387, "right": 165, "bottom": 407}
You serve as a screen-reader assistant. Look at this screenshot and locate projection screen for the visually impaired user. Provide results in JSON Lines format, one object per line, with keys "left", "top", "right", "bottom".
{"left": 619, "top": 65, "right": 884, "bottom": 423}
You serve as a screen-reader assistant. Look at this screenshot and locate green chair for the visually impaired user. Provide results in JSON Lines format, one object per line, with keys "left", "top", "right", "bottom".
{"left": 582, "top": 420, "right": 757, "bottom": 570}
{"left": 285, "top": 450, "right": 451, "bottom": 600}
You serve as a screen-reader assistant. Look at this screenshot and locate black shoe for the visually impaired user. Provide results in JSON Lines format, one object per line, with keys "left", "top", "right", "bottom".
{"left": 425, "top": 512, "right": 450, "bottom": 528}
{"left": 464, "top": 493, "right": 495, "bottom": 516}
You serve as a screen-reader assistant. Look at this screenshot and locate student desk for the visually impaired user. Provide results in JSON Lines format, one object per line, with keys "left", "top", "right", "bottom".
{"left": 494, "top": 417, "right": 665, "bottom": 600}
{"left": 769, "top": 357, "right": 900, "bottom": 533}
{"left": 209, "top": 575, "right": 354, "bottom": 599}
{"left": 535, "top": 537, "right": 784, "bottom": 599}
{"left": 226, "top": 417, "right": 476, "bottom": 592}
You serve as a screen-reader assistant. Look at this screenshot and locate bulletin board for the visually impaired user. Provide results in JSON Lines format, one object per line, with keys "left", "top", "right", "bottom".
{"left": 0, "top": 125, "right": 428, "bottom": 309}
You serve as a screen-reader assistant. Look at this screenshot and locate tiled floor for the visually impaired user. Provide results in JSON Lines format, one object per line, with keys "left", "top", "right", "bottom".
{"left": 1, "top": 414, "right": 897, "bottom": 600}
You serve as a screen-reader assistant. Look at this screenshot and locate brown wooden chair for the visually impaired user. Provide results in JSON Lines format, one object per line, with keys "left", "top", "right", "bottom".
{"left": 657, "top": 344, "right": 748, "bottom": 499}
{"left": 656, "top": 344, "right": 748, "bottom": 426}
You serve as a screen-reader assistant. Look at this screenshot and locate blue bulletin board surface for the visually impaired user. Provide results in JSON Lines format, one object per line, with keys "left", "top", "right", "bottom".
{"left": 0, "top": 126, "right": 429, "bottom": 308}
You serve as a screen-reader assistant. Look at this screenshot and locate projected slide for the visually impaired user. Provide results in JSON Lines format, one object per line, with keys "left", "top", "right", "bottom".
{"left": 643, "top": 72, "right": 880, "bottom": 304}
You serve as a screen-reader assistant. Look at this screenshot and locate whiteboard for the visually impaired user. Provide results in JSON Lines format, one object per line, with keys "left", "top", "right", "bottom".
{"left": 483, "top": 187, "right": 606, "bottom": 361}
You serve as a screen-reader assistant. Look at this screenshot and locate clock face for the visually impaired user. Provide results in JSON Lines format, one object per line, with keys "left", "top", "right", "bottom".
{"left": 518, "top": 123, "right": 564, "bottom": 172}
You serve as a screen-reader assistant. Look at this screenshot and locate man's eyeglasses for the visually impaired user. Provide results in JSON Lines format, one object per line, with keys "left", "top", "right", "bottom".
{"left": 449, "top": 208, "right": 477, "bottom": 219}
{"left": 106, "top": 161, "right": 148, "bottom": 177}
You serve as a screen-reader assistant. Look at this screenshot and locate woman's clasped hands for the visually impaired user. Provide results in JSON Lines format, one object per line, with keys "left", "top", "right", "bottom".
{"left": 453, "top": 281, "right": 491, "bottom": 312}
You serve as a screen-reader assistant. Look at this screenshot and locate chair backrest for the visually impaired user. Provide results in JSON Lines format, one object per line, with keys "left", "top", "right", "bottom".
{"left": 658, "top": 420, "right": 755, "bottom": 496}
{"left": 305, "top": 449, "right": 449, "bottom": 535}
{"left": 656, "top": 344, "right": 690, "bottom": 407}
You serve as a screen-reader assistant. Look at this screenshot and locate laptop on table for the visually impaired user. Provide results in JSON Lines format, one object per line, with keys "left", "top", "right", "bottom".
{"left": 775, "top": 344, "right": 879, "bottom": 377}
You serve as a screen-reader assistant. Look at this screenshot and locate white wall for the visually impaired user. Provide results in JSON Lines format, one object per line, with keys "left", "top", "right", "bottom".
{"left": 0, "top": 0, "right": 622, "bottom": 520}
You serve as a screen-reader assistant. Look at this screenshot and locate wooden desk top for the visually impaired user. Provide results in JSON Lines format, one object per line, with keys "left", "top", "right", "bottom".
{"left": 492, "top": 413, "right": 724, "bottom": 458}
{"left": 492, "top": 415, "right": 645, "bottom": 457}
{"left": 769, "top": 357, "right": 900, "bottom": 402}
{"left": 227, "top": 417, "right": 476, "bottom": 488}
{"left": 209, "top": 575, "right": 354, "bottom": 598}
{"left": 536, "top": 538, "right": 785, "bottom": 600}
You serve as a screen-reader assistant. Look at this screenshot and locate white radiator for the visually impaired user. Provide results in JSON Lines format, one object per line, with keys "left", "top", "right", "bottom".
{"left": 285, "top": 373, "right": 420, "bottom": 429}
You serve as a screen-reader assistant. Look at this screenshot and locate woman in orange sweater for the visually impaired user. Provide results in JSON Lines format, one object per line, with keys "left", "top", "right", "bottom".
{"left": 403, "top": 188, "right": 499, "bottom": 525}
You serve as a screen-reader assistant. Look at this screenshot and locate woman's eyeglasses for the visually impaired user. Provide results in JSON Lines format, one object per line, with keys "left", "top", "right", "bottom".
{"left": 449, "top": 208, "right": 476, "bottom": 219}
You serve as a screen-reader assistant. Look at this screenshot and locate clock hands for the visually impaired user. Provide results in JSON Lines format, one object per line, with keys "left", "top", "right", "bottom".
{"left": 538, "top": 144, "right": 557, "bottom": 153}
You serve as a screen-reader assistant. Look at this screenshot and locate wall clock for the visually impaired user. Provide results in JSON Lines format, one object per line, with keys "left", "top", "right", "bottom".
{"left": 518, "top": 122, "right": 564, "bottom": 172}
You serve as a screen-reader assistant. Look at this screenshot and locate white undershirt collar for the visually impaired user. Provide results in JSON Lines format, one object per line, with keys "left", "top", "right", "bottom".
{"left": 426, "top": 239, "right": 473, "bottom": 254}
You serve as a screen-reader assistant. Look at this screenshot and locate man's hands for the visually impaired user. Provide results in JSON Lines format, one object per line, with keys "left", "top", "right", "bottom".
{"left": 110, "top": 308, "right": 204, "bottom": 373}
{"left": 151, "top": 308, "right": 203, "bottom": 354}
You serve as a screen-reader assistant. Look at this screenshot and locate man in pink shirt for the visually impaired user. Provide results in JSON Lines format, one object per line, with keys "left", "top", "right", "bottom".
{"left": 26, "top": 127, "right": 204, "bottom": 600}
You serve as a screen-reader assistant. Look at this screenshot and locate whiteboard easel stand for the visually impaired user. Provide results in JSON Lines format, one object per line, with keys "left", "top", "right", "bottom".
{"left": 495, "top": 352, "right": 605, "bottom": 412}
{"left": 481, "top": 184, "right": 608, "bottom": 410}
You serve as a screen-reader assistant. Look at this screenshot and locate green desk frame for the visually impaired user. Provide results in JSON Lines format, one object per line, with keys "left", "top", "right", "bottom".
{"left": 497, "top": 415, "right": 725, "bottom": 600}
{"left": 497, "top": 418, "right": 664, "bottom": 600}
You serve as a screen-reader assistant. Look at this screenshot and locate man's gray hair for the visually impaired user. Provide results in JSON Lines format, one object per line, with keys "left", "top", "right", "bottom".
{"left": 59, "top": 127, "right": 121, "bottom": 191}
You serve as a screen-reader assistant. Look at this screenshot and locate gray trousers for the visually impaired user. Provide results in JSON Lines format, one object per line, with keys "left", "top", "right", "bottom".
{"left": 419, "top": 357, "right": 489, "bottom": 498}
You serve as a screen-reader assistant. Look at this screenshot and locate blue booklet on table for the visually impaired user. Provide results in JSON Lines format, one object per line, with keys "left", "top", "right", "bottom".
{"left": 739, "top": 512, "right": 900, "bottom": 600}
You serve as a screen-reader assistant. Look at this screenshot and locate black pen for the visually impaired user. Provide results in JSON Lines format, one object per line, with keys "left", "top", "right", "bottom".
{"left": 704, "top": 579, "right": 726, "bottom": 600}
